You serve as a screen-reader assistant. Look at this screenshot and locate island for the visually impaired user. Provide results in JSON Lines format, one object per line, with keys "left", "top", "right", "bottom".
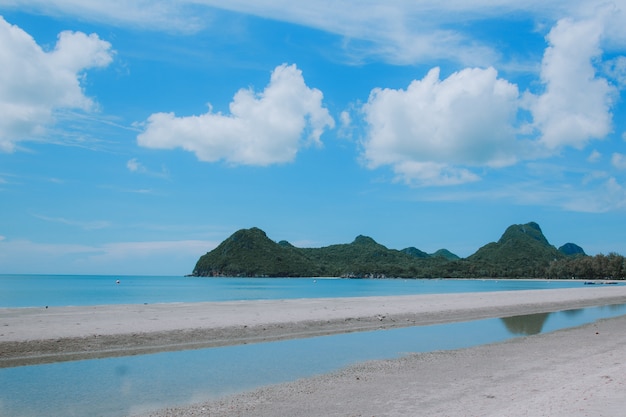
{"left": 192, "top": 222, "right": 625, "bottom": 279}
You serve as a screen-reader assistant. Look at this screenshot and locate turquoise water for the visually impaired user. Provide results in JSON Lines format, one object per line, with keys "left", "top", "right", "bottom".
{"left": 0, "top": 274, "right": 599, "bottom": 307}
{"left": 1, "top": 304, "right": 626, "bottom": 417}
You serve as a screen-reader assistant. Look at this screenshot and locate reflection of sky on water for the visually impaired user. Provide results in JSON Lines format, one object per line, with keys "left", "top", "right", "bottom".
{"left": 1, "top": 304, "right": 625, "bottom": 417}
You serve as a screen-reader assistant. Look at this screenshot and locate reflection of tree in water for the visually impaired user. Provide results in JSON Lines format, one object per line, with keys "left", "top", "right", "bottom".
{"left": 562, "top": 308, "right": 584, "bottom": 317}
{"left": 501, "top": 312, "right": 551, "bottom": 335}
{"left": 605, "top": 303, "right": 626, "bottom": 313}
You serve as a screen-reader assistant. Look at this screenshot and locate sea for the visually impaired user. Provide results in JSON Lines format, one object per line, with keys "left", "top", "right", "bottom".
{"left": 0, "top": 274, "right": 601, "bottom": 308}
{"left": 1, "top": 275, "right": 625, "bottom": 417}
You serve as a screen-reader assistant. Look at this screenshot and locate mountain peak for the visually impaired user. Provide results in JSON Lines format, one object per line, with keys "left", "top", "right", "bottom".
{"left": 498, "top": 222, "right": 550, "bottom": 247}
{"left": 220, "top": 227, "right": 271, "bottom": 252}
{"left": 431, "top": 249, "right": 460, "bottom": 260}
{"left": 468, "top": 222, "right": 563, "bottom": 277}
{"left": 193, "top": 227, "right": 316, "bottom": 277}
{"left": 401, "top": 247, "right": 430, "bottom": 258}
{"left": 352, "top": 235, "right": 378, "bottom": 246}
{"left": 559, "top": 242, "right": 586, "bottom": 256}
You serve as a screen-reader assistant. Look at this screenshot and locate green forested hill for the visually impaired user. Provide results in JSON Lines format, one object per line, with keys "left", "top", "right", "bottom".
{"left": 191, "top": 223, "right": 625, "bottom": 279}
{"left": 192, "top": 227, "right": 317, "bottom": 277}
{"left": 466, "top": 222, "right": 564, "bottom": 277}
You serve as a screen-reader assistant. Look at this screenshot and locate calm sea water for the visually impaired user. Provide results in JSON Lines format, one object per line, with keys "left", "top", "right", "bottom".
{"left": 2, "top": 304, "right": 626, "bottom": 417}
{"left": 0, "top": 274, "right": 597, "bottom": 308}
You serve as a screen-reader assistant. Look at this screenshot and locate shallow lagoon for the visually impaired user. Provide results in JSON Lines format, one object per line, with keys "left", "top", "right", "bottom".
{"left": 2, "top": 303, "right": 626, "bottom": 417}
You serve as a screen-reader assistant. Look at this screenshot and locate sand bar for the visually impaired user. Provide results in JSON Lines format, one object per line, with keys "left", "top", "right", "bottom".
{"left": 1, "top": 285, "right": 626, "bottom": 367}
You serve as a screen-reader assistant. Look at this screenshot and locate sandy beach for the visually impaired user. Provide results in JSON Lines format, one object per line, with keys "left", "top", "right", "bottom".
{"left": 2, "top": 285, "right": 626, "bottom": 416}
{"left": 1, "top": 286, "right": 626, "bottom": 368}
{"left": 143, "top": 313, "right": 626, "bottom": 417}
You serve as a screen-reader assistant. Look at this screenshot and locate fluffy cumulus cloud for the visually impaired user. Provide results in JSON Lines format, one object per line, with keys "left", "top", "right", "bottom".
{"left": 137, "top": 64, "right": 334, "bottom": 166}
{"left": 604, "top": 56, "right": 626, "bottom": 88}
{"left": 361, "top": 67, "right": 520, "bottom": 186}
{"left": 0, "top": 17, "right": 114, "bottom": 152}
{"left": 361, "top": 15, "right": 621, "bottom": 186}
{"left": 525, "top": 17, "right": 615, "bottom": 149}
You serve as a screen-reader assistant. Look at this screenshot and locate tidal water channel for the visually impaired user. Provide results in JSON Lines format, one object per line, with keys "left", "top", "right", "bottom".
{"left": 1, "top": 303, "right": 625, "bottom": 417}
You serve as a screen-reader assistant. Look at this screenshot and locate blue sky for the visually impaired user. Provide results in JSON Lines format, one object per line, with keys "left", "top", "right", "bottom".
{"left": 1, "top": 1, "right": 626, "bottom": 275}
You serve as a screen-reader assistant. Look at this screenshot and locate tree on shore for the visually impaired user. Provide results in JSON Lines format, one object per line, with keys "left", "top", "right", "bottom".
{"left": 546, "top": 253, "right": 626, "bottom": 280}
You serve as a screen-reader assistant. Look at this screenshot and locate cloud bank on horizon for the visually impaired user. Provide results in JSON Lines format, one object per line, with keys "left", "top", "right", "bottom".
{"left": 1, "top": 0, "right": 626, "bottom": 273}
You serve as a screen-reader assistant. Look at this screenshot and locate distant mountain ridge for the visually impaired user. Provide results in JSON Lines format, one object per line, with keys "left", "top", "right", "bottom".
{"left": 192, "top": 222, "right": 625, "bottom": 279}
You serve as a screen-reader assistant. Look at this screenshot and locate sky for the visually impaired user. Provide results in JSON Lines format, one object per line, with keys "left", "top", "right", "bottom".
{"left": 1, "top": 1, "right": 626, "bottom": 275}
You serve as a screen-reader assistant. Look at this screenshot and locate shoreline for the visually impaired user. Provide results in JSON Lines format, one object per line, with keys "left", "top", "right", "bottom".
{"left": 141, "top": 315, "right": 626, "bottom": 417}
{"left": 2, "top": 286, "right": 626, "bottom": 368}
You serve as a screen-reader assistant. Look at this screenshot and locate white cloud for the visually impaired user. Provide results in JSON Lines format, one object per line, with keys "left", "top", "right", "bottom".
{"left": 137, "top": 64, "right": 334, "bottom": 166}
{"left": 360, "top": 15, "right": 622, "bottom": 186}
{"left": 126, "top": 158, "right": 169, "bottom": 178}
{"left": 337, "top": 110, "right": 355, "bottom": 139}
{"left": 0, "top": 1, "right": 495, "bottom": 65}
{"left": 612, "top": 153, "right": 626, "bottom": 170}
{"left": 340, "top": 111, "right": 351, "bottom": 129}
{"left": 94, "top": 240, "right": 215, "bottom": 261}
{"left": 0, "top": 17, "right": 114, "bottom": 152}
{"left": 0, "top": 0, "right": 205, "bottom": 33}
{"left": 582, "top": 170, "right": 609, "bottom": 185}
{"left": 7, "top": 1, "right": 626, "bottom": 67}
{"left": 127, "top": 158, "right": 142, "bottom": 172}
{"left": 418, "top": 174, "right": 626, "bottom": 214}
{"left": 172, "top": 1, "right": 625, "bottom": 66}
{"left": 587, "top": 149, "right": 602, "bottom": 162}
{"left": 361, "top": 66, "right": 520, "bottom": 186}
{"left": 32, "top": 213, "right": 111, "bottom": 230}
{"left": 525, "top": 17, "right": 615, "bottom": 149}
{"left": 0, "top": 237, "right": 217, "bottom": 274}
{"left": 562, "top": 177, "right": 626, "bottom": 212}
{"left": 389, "top": 161, "right": 480, "bottom": 187}
{"left": 604, "top": 56, "right": 626, "bottom": 88}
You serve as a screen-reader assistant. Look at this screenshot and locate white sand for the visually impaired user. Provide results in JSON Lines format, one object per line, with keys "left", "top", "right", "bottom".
{"left": 3, "top": 286, "right": 626, "bottom": 341}
{"left": 1, "top": 286, "right": 626, "bottom": 367}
